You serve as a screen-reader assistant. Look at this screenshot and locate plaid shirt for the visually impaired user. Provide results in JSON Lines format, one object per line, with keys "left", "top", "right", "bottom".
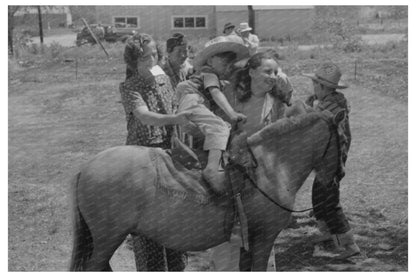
{"left": 307, "top": 91, "right": 351, "bottom": 181}
{"left": 308, "top": 91, "right": 351, "bottom": 152}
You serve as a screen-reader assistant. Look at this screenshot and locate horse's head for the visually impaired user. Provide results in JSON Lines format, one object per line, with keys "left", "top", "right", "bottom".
{"left": 242, "top": 111, "right": 345, "bottom": 195}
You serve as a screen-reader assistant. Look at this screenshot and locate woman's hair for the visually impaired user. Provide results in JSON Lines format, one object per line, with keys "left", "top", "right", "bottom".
{"left": 124, "top": 33, "right": 153, "bottom": 62}
{"left": 124, "top": 33, "right": 165, "bottom": 79}
{"left": 166, "top": 32, "right": 187, "bottom": 53}
{"left": 232, "top": 50, "right": 279, "bottom": 102}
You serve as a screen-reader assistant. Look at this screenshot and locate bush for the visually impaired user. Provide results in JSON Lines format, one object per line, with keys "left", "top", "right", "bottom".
{"left": 336, "top": 35, "right": 364, "bottom": 53}
{"left": 12, "top": 32, "right": 33, "bottom": 58}
{"left": 48, "top": 42, "right": 64, "bottom": 59}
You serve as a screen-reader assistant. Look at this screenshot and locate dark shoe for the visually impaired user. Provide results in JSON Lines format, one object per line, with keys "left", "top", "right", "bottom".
{"left": 332, "top": 231, "right": 361, "bottom": 259}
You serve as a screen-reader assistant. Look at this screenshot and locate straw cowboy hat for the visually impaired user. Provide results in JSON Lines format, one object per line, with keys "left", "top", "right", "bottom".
{"left": 238, "top": 22, "right": 252, "bottom": 33}
{"left": 223, "top": 22, "right": 235, "bottom": 34}
{"left": 302, "top": 62, "right": 348, "bottom": 89}
{"left": 193, "top": 35, "right": 249, "bottom": 70}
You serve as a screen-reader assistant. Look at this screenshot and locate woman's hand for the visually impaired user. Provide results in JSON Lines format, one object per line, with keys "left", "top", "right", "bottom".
{"left": 174, "top": 111, "right": 193, "bottom": 125}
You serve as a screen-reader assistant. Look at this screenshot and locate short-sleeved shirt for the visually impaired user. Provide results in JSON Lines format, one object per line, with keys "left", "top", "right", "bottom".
{"left": 120, "top": 65, "right": 176, "bottom": 148}
{"left": 243, "top": 33, "right": 260, "bottom": 55}
{"left": 176, "top": 66, "right": 222, "bottom": 110}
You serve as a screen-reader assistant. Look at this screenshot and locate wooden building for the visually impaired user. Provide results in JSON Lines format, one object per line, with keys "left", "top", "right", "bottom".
{"left": 95, "top": 5, "right": 314, "bottom": 40}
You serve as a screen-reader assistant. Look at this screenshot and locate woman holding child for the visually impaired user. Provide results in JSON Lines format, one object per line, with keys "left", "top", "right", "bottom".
{"left": 208, "top": 48, "right": 294, "bottom": 272}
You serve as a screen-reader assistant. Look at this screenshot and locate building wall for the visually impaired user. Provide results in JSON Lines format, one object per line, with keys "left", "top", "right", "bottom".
{"left": 96, "top": 6, "right": 216, "bottom": 40}
{"left": 255, "top": 9, "right": 314, "bottom": 39}
{"left": 95, "top": 6, "right": 313, "bottom": 41}
{"left": 216, "top": 8, "right": 313, "bottom": 39}
{"left": 215, "top": 11, "right": 248, "bottom": 36}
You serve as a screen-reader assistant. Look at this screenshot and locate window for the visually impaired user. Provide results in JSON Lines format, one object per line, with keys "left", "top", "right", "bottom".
{"left": 113, "top": 17, "right": 139, "bottom": 28}
{"left": 172, "top": 16, "right": 207, "bottom": 29}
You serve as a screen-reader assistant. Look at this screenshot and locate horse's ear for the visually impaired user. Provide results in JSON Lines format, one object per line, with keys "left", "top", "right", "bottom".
{"left": 333, "top": 110, "right": 346, "bottom": 126}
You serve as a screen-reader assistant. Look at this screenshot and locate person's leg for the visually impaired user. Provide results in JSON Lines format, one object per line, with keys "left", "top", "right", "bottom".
{"left": 312, "top": 178, "right": 360, "bottom": 258}
{"left": 165, "top": 248, "right": 187, "bottom": 271}
{"left": 324, "top": 179, "right": 350, "bottom": 235}
{"left": 325, "top": 179, "right": 360, "bottom": 258}
{"left": 311, "top": 178, "right": 332, "bottom": 241}
{"left": 178, "top": 98, "right": 230, "bottom": 194}
{"left": 132, "top": 235, "right": 167, "bottom": 271}
{"left": 203, "top": 149, "right": 226, "bottom": 194}
{"left": 210, "top": 225, "right": 242, "bottom": 271}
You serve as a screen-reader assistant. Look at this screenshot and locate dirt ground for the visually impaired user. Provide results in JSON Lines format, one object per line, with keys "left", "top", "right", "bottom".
{"left": 8, "top": 39, "right": 407, "bottom": 271}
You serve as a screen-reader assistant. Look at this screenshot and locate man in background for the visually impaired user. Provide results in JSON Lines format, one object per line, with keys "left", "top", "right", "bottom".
{"left": 237, "top": 22, "right": 259, "bottom": 55}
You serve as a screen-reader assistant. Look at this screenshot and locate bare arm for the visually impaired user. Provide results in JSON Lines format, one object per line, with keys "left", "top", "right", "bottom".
{"left": 133, "top": 106, "right": 191, "bottom": 126}
{"left": 209, "top": 87, "right": 246, "bottom": 122}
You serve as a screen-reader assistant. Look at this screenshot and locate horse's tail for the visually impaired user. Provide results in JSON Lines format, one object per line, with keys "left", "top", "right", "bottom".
{"left": 69, "top": 172, "right": 93, "bottom": 271}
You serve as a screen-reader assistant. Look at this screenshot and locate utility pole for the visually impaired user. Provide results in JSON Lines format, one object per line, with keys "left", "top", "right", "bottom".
{"left": 37, "top": 6, "right": 44, "bottom": 44}
{"left": 8, "top": 6, "right": 20, "bottom": 56}
{"left": 213, "top": 6, "right": 217, "bottom": 36}
{"left": 248, "top": 5, "right": 255, "bottom": 33}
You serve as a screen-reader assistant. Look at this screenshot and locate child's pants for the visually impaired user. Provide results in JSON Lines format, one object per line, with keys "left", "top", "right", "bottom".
{"left": 178, "top": 93, "right": 230, "bottom": 151}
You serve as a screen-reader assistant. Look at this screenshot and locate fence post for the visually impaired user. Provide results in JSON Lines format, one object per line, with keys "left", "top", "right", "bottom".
{"left": 64, "top": 58, "right": 78, "bottom": 80}
{"left": 81, "top": 18, "right": 109, "bottom": 58}
{"left": 354, "top": 60, "right": 357, "bottom": 81}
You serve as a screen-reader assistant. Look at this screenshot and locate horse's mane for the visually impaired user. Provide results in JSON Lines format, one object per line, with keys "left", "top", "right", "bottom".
{"left": 248, "top": 112, "right": 329, "bottom": 146}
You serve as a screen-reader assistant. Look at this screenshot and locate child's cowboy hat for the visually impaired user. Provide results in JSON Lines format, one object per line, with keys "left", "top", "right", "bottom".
{"left": 302, "top": 62, "right": 348, "bottom": 89}
{"left": 193, "top": 35, "right": 249, "bottom": 71}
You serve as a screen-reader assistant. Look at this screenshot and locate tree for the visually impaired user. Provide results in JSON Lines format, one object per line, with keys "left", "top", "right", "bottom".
{"left": 8, "top": 6, "right": 20, "bottom": 55}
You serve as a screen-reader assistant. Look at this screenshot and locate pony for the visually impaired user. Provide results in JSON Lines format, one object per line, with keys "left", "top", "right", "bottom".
{"left": 69, "top": 110, "right": 344, "bottom": 271}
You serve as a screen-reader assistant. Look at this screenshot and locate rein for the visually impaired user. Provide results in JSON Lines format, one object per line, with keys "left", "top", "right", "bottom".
{"left": 231, "top": 162, "right": 313, "bottom": 213}
{"left": 232, "top": 115, "right": 336, "bottom": 214}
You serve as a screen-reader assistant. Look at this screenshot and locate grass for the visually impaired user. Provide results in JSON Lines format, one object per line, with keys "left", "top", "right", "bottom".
{"left": 8, "top": 36, "right": 408, "bottom": 271}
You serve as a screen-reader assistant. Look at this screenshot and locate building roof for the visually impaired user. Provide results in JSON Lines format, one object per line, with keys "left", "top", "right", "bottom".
{"left": 15, "top": 6, "right": 70, "bottom": 15}
{"left": 216, "top": 5, "right": 313, "bottom": 12}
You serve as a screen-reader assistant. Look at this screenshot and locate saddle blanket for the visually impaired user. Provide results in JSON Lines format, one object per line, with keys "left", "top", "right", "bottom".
{"left": 148, "top": 148, "right": 212, "bottom": 205}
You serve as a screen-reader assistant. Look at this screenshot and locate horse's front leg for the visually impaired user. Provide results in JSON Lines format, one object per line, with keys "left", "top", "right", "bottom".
{"left": 250, "top": 235, "right": 276, "bottom": 271}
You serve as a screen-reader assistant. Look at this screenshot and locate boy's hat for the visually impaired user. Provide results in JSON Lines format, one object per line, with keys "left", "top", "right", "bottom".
{"left": 302, "top": 62, "right": 348, "bottom": 89}
{"left": 193, "top": 35, "right": 249, "bottom": 70}
{"left": 223, "top": 22, "right": 235, "bottom": 33}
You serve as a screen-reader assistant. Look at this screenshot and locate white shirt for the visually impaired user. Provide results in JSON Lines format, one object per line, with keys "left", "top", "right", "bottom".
{"left": 242, "top": 33, "right": 260, "bottom": 55}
